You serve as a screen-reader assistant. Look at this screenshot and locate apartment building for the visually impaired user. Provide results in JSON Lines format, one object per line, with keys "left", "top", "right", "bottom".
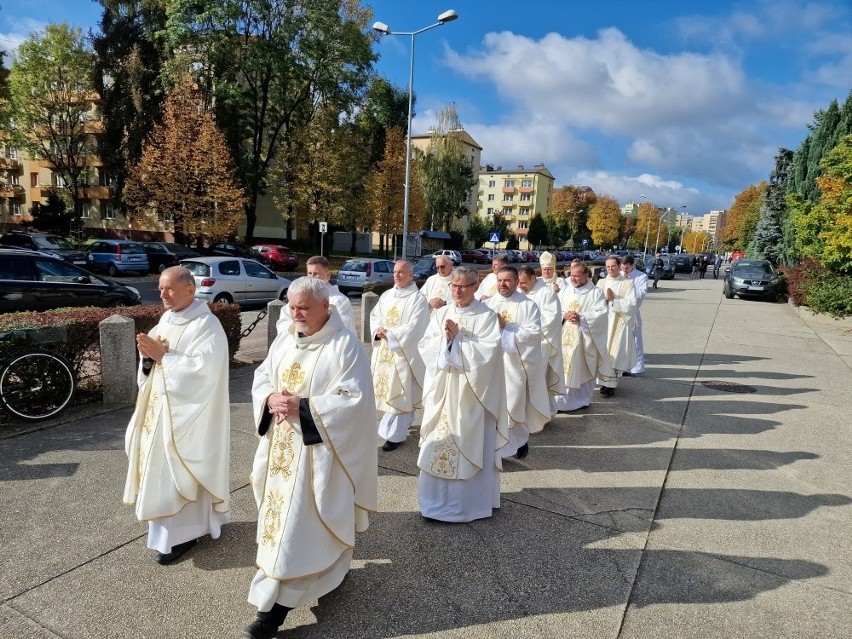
{"left": 476, "top": 163, "right": 555, "bottom": 249}
{"left": 690, "top": 210, "right": 727, "bottom": 243}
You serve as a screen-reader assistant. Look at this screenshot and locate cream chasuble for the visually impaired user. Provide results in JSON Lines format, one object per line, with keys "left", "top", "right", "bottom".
{"left": 558, "top": 282, "right": 610, "bottom": 389}
{"left": 474, "top": 272, "right": 498, "bottom": 300}
{"left": 418, "top": 301, "right": 509, "bottom": 480}
{"left": 370, "top": 284, "right": 430, "bottom": 414}
{"left": 526, "top": 279, "right": 567, "bottom": 399}
{"left": 250, "top": 308, "right": 377, "bottom": 604}
{"left": 486, "top": 292, "right": 552, "bottom": 434}
{"left": 123, "top": 300, "right": 230, "bottom": 522}
{"left": 597, "top": 275, "right": 638, "bottom": 371}
{"left": 420, "top": 273, "right": 453, "bottom": 307}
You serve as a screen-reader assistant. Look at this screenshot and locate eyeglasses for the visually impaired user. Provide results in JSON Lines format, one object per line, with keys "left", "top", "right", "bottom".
{"left": 450, "top": 283, "right": 477, "bottom": 290}
{"left": 437, "top": 264, "right": 452, "bottom": 269}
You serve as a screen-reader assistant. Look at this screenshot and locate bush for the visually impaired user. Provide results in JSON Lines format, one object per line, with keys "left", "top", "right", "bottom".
{"left": 780, "top": 258, "right": 819, "bottom": 307}
{"left": 799, "top": 268, "right": 852, "bottom": 318}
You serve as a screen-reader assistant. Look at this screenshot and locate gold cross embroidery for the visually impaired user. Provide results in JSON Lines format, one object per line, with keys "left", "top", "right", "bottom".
{"left": 279, "top": 362, "right": 305, "bottom": 394}
{"left": 385, "top": 305, "right": 401, "bottom": 328}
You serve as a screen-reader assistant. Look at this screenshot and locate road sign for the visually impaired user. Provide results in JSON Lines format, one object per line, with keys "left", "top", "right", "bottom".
{"left": 582, "top": 239, "right": 588, "bottom": 246}
{"left": 489, "top": 232, "right": 500, "bottom": 243}
{"left": 319, "top": 221, "right": 328, "bottom": 233}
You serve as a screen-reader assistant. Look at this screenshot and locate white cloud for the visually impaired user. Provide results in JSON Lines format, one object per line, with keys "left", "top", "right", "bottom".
{"left": 0, "top": 17, "right": 46, "bottom": 57}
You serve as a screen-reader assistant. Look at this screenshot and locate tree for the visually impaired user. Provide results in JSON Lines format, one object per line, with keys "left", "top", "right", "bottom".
{"left": 8, "top": 23, "right": 98, "bottom": 231}
{"left": 551, "top": 184, "right": 595, "bottom": 244}
{"left": 748, "top": 148, "right": 793, "bottom": 263}
{"left": 586, "top": 195, "right": 621, "bottom": 249}
{"left": 631, "top": 201, "right": 667, "bottom": 253}
{"left": 160, "top": 0, "right": 377, "bottom": 242}
{"left": 526, "top": 213, "right": 548, "bottom": 247}
{"left": 123, "top": 77, "right": 245, "bottom": 245}
{"left": 465, "top": 215, "right": 491, "bottom": 248}
{"left": 92, "top": 0, "right": 169, "bottom": 203}
{"left": 31, "top": 191, "right": 75, "bottom": 235}
{"left": 416, "top": 105, "right": 477, "bottom": 233}
{"left": 682, "top": 229, "right": 712, "bottom": 254}
{"left": 720, "top": 183, "right": 764, "bottom": 250}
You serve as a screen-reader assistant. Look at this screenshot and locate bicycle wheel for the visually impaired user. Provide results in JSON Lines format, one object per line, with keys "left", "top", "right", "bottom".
{"left": 0, "top": 350, "right": 76, "bottom": 421}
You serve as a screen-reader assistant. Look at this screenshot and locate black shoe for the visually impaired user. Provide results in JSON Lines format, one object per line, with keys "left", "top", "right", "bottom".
{"left": 621, "top": 372, "right": 632, "bottom": 377}
{"left": 514, "top": 443, "right": 529, "bottom": 459}
{"left": 382, "top": 440, "right": 401, "bottom": 451}
{"left": 243, "top": 604, "right": 290, "bottom": 639}
{"left": 600, "top": 386, "right": 615, "bottom": 397}
{"left": 155, "top": 538, "right": 197, "bottom": 565}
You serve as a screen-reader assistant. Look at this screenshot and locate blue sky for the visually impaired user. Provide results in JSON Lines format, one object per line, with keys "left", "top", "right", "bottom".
{"left": 2, "top": 0, "right": 851, "bottom": 215}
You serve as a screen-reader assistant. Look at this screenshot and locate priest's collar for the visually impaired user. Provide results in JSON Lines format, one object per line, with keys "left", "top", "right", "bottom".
{"left": 164, "top": 298, "right": 205, "bottom": 325}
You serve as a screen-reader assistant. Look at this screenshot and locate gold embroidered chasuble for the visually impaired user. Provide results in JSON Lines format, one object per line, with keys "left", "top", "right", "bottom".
{"left": 596, "top": 275, "right": 638, "bottom": 371}
{"left": 474, "top": 272, "right": 498, "bottom": 300}
{"left": 369, "top": 284, "right": 430, "bottom": 414}
{"left": 485, "top": 291, "right": 552, "bottom": 433}
{"left": 420, "top": 273, "right": 453, "bottom": 307}
{"left": 123, "top": 301, "right": 231, "bottom": 521}
{"left": 558, "top": 282, "right": 610, "bottom": 389}
{"left": 417, "top": 301, "right": 509, "bottom": 480}
{"left": 526, "top": 279, "right": 567, "bottom": 396}
{"left": 250, "top": 308, "right": 377, "bottom": 583}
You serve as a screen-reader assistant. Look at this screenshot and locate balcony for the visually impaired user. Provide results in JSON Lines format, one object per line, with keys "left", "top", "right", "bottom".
{"left": 514, "top": 227, "right": 528, "bottom": 236}
{"left": 501, "top": 186, "right": 516, "bottom": 194}
{"left": 0, "top": 157, "right": 20, "bottom": 170}
{"left": 81, "top": 185, "right": 114, "bottom": 199}
{"left": 0, "top": 184, "right": 24, "bottom": 198}
{"left": 502, "top": 200, "right": 517, "bottom": 207}
{"left": 519, "top": 186, "right": 533, "bottom": 194}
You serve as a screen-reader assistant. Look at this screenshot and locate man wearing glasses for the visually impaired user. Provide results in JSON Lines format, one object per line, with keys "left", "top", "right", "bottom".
{"left": 418, "top": 266, "right": 508, "bottom": 522}
{"left": 419, "top": 255, "right": 454, "bottom": 310}
{"left": 595, "top": 255, "right": 638, "bottom": 396}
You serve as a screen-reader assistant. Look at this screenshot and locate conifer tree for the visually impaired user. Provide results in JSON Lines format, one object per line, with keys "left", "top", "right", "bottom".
{"left": 748, "top": 149, "right": 792, "bottom": 263}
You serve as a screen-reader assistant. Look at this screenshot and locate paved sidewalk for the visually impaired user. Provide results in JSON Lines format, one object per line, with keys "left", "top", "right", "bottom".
{"left": 1, "top": 276, "right": 850, "bottom": 638}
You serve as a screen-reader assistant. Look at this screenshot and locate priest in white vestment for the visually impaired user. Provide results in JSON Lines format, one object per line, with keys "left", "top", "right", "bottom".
{"left": 621, "top": 255, "right": 648, "bottom": 375}
{"left": 474, "top": 253, "right": 509, "bottom": 301}
{"left": 486, "top": 266, "right": 552, "bottom": 459}
{"left": 276, "top": 255, "right": 356, "bottom": 336}
{"left": 244, "top": 277, "right": 377, "bottom": 639}
{"left": 123, "top": 266, "right": 230, "bottom": 565}
{"left": 556, "top": 260, "right": 612, "bottom": 412}
{"left": 595, "top": 256, "right": 638, "bottom": 396}
{"left": 419, "top": 255, "right": 454, "bottom": 311}
{"left": 417, "top": 266, "right": 509, "bottom": 522}
{"left": 539, "top": 251, "right": 564, "bottom": 293}
{"left": 370, "top": 259, "right": 430, "bottom": 451}
{"left": 518, "top": 265, "right": 566, "bottom": 418}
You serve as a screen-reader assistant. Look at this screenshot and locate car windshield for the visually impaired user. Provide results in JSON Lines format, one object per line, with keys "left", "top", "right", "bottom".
{"left": 735, "top": 261, "right": 774, "bottom": 275}
{"left": 33, "top": 235, "right": 75, "bottom": 249}
{"left": 181, "top": 261, "right": 212, "bottom": 277}
{"left": 120, "top": 243, "right": 147, "bottom": 254}
{"left": 341, "top": 260, "right": 368, "bottom": 273}
{"left": 163, "top": 243, "right": 194, "bottom": 252}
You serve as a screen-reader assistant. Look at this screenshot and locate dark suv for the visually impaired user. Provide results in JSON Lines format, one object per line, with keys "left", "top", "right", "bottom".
{"left": 0, "top": 249, "right": 141, "bottom": 313}
{"left": 0, "top": 231, "right": 88, "bottom": 266}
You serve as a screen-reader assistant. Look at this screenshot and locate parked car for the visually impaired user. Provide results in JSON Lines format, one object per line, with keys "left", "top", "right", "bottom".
{"left": 207, "top": 242, "right": 273, "bottom": 268}
{"left": 180, "top": 256, "right": 290, "bottom": 306}
{"left": 252, "top": 244, "right": 299, "bottom": 271}
{"left": 143, "top": 242, "right": 202, "bottom": 273}
{"left": 86, "top": 240, "right": 149, "bottom": 276}
{"left": 432, "top": 249, "right": 461, "bottom": 266}
{"left": 336, "top": 258, "right": 394, "bottom": 294}
{"left": 672, "top": 253, "right": 695, "bottom": 273}
{"left": 643, "top": 255, "right": 675, "bottom": 280}
{"left": 460, "top": 249, "right": 489, "bottom": 264}
{"left": 413, "top": 256, "right": 438, "bottom": 281}
{"left": 0, "top": 230, "right": 88, "bottom": 266}
{"left": 0, "top": 248, "right": 141, "bottom": 313}
{"left": 722, "top": 259, "right": 784, "bottom": 302}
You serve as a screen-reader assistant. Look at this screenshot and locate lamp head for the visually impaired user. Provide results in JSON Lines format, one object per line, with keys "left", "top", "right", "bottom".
{"left": 373, "top": 21, "right": 390, "bottom": 34}
{"left": 438, "top": 9, "right": 458, "bottom": 23}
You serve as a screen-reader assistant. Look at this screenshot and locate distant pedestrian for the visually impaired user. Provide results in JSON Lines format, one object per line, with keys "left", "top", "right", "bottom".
{"left": 652, "top": 253, "right": 664, "bottom": 289}
{"left": 691, "top": 256, "right": 699, "bottom": 279}
{"left": 713, "top": 255, "right": 723, "bottom": 279}
{"left": 698, "top": 255, "right": 708, "bottom": 279}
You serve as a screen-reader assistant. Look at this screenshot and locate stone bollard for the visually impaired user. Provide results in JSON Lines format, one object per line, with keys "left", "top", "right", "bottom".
{"left": 99, "top": 315, "right": 137, "bottom": 405}
{"left": 361, "top": 292, "right": 378, "bottom": 345}
{"left": 267, "top": 299, "right": 285, "bottom": 347}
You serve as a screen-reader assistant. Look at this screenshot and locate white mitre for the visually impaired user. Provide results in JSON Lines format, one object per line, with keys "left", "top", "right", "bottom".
{"left": 540, "top": 251, "right": 556, "bottom": 269}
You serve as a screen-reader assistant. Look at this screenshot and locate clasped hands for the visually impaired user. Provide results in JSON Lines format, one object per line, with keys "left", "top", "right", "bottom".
{"left": 267, "top": 389, "right": 301, "bottom": 425}
{"left": 563, "top": 310, "right": 581, "bottom": 325}
{"left": 137, "top": 334, "right": 169, "bottom": 362}
{"left": 443, "top": 318, "right": 460, "bottom": 341}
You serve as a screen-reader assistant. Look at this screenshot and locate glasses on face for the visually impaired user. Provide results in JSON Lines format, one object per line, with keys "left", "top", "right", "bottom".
{"left": 437, "top": 263, "right": 452, "bottom": 269}
{"left": 450, "top": 283, "right": 476, "bottom": 290}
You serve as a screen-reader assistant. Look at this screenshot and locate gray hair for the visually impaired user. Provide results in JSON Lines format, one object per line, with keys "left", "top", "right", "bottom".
{"left": 394, "top": 259, "right": 412, "bottom": 272}
{"left": 493, "top": 254, "right": 509, "bottom": 265}
{"left": 451, "top": 265, "right": 479, "bottom": 285}
{"left": 287, "top": 276, "right": 329, "bottom": 302}
{"left": 162, "top": 266, "right": 195, "bottom": 288}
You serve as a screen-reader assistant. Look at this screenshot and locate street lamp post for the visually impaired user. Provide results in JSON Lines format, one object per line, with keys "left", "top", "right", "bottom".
{"left": 373, "top": 9, "right": 459, "bottom": 260}
{"left": 656, "top": 205, "right": 685, "bottom": 253}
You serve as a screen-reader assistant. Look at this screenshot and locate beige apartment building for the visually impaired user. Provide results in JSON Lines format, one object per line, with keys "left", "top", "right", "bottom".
{"left": 690, "top": 210, "right": 727, "bottom": 244}
{"left": 476, "top": 163, "right": 555, "bottom": 249}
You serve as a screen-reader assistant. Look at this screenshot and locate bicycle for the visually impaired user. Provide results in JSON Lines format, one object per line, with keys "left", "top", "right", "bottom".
{"left": 0, "top": 329, "right": 76, "bottom": 421}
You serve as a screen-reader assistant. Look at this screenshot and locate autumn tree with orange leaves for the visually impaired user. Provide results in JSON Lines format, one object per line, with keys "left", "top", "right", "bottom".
{"left": 124, "top": 76, "right": 244, "bottom": 246}
{"left": 586, "top": 195, "right": 622, "bottom": 249}
{"left": 719, "top": 182, "right": 765, "bottom": 250}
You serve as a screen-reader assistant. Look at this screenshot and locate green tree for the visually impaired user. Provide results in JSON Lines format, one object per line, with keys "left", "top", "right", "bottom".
{"left": 550, "top": 184, "right": 595, "bottom": 244}
{"left": 8, "top": 23, "right": 98, "bottom": 231}
{"left": 465, "top": 215, "right": 491, "bottom": 248}
{"left": 527, "top": 213, "right": 548, "bottom": 247}
{"left": 416, "top": 105, "right": 477, "bottom": 233}
{"left": 92, "top": 0, "right": 169, "bottom": 203}
{"left": 586, "top": 195, "right": 621, "bottom": 249}
{"left": 31, "top": 191, "right": 75, "bottom": 235}
{"left": 123, "top": 77, "right": 245, "bottom": 245}
{"left": 161, "top": 0, "right": 377, "bottom": 242}
{"left": 748, "top": 148, "right": 792, "bottom": 263}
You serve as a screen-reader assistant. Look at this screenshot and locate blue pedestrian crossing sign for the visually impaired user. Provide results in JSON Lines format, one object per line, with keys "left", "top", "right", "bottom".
{"left": 489, "top": 232, "right": 501, "bottom": 243}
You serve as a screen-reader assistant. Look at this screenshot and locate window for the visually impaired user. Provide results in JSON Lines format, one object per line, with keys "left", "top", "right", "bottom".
{"left": 53, "top": 174, "right": 67, "bottom": 188}
{"left": 30, "top": 172, "right": 39, "bottom": 188}
{"left": 374, "top": 261, "right": 390, "bottom": 273}
{"left": 502, "top": 207, "right": 512, "bottom": 216}
{"left": 487, "top": 194, "right": 494, "bottom": 202}
{"left": 503, "top": 179, "right": 515, "bottom": 188}
{"left": 488, "top": 180, "right": 495, "bottom": 188}
{"left": 244, "top": 260, "right": 274, "bottom": 279}
{"left": 34, "top": 257, "right": 87, "bottom": 283}
{"left": 10, "top": 173, "right": 19, "bottom": 186}
{"left": 502, "top": 194, "right": 513, "bottom": 201}
{"left": 10, "top": 202, "right": 21, "bottom": 216}
{"left": 521, "top": 179, "right": 532, "bottom": 188}
{"left": 520, "top": 194, "right": 531, "bottom": 201}
{"left": 102, "top": 202, "right": 116, "bottom": 220}
{"left": 80, "top": 203, "right": 91, "bottom": 219}
{"left": 487, "top": 208, "right": 494, "bottom": 215}
{"left": 218, "top": 260, "right": 240, "bottom": 276}
{"left": 0, "top": 255, "right": 34, "bottom": 281}
{"left": 518, "top": 221, "right": 528, "bottom": 229}
{"left": 520, "top": 208, "right": 530, "bottom": 217}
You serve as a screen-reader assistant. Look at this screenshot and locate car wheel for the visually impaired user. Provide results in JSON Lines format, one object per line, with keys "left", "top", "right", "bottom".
{"left": 213, "top": 292, "right": 233, "bottom": 304}
{"left": 724, "top": 283, "right": 733, "bottom": 299}
{"left": 108, "top": 263, "right": 118, "bottom": 277}
{"left": 158, "top": 263, "right": 166, "bottom": 273}
{"left": 279, "top": 289, "right": 288, "bottom": 301}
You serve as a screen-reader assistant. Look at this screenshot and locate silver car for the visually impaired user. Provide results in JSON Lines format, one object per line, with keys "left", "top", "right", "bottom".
{"left": 180, "top": 256, "right": 290, "bottom": 305}
{"left": 336, "top": 258, "right": 395, "bottom": 294}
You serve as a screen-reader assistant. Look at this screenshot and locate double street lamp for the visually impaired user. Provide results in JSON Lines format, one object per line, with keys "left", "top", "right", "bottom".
{"left": 373, "top": 9, "right": 459, "bottom": 260}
